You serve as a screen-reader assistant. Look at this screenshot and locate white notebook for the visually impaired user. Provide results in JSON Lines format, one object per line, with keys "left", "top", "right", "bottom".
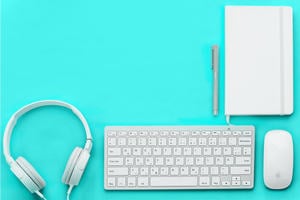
{"left": 225, "top": 6, "right": 293, "bottom": 116}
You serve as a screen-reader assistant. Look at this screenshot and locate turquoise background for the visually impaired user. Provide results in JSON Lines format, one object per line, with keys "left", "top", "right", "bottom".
{"left": 1, "top": 0, "right": 299, "bottom": 199}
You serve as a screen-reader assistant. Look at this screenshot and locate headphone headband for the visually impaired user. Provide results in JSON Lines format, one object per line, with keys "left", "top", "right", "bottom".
{"left": 3, "top": 100, "right": 93, "bottom": 165}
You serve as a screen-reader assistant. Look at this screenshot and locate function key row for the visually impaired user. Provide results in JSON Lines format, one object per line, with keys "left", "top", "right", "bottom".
{"left": 107, "top": 130, "right": 252, "bottom": 137}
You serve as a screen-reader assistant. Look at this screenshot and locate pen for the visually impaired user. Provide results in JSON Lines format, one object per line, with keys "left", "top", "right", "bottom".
{"left": 212, "top": 45, "right": 219, "bottom": 116}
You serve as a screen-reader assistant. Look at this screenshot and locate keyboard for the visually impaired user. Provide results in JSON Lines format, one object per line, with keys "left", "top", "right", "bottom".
{"left": 104, "top": 126, "right": 255, "bottom": 190}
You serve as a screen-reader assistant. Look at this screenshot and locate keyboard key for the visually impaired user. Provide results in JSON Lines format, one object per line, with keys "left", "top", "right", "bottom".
{"left": 219, "top": 138, "right": 227, "bottom": 145}
{"left": 183, "top": 147, "right": 192, "bottom": 155}
{"left": 128, "top": 138, "right": 137, "bottom": 145}
{"left": 170, "top": 167, "right": 179, "bottom": 175}
{"left": 151, "top": 177, "right": 197, "bottom": 186}
{"left": 186, "top": 157, "right": 194, "bottom": 165}
{"left": 231, "top": 167, "right": 251, "bottom": 174}
{"left": 123, "top": 148, "right": 131, "bottom": 155}
{"left": 145, "top": 157, "right": 154, "bottom": 165}
{"left": 243, "top": 147, "right": 252, "bottom": 155}
{"left": 236, "top": 157, "right": 251, "bottom": 165}
{"left": 233, "top": 131, "right": 241, "bottom": 135}
{"left": 220, "top": 167, "right": 229, "bottom": 175}
{"left": 210, "top": 167, "right": 219, "bottom": 175}
{"left": 141, "top": 167, "right": 149, "bottom": 175}
{"left": 212, "top": 177, "right": 220, "bottom": 185}
{"left": 169, "top": 138, "right": 177, "bottom": 145}
{"left": 179, "top": 138, "right": 187, "bottom": 145}
{"left": 130, "top": 167, "right": 138, "bottom": 175}
{"left": 205, "top": 157, "right": 214, "bottom": 165}
{"left": 242, "top": 181, "right": 251, "bottom": 186}
{"left": 166, "top": 157, "right": 174, "bottom": 165}
{"left": 108, "top": 158, "right": 123, "bottom": 166}
{"left": 118, "top": 131, "right": 127, "bottom": 136}
{"left": 108, "top": 148, "right": 121, "bottom": 156}
{"left": 143, "top": 148, "right": 151, "bottom": 156}
{"left": 209, "top": 138, "right": 217, "bottom": 145}
{"left": 222, "top": 181, "right": 230, "bottom": 186}
{"left": 201, "top": 131, "right": 211, "bottom": 136}
{"left": 136, "top": 157, "right": 144, "bottom": 165}
{"left": 108, "top": 131, "right": 116, "bottom": 136}
{"left": 232, "top": 181, "right": 241, "bottom": 186}
{"left": 223, "top": 131, "right": 231, "bottom": 135}
{"left": 160, "top": 167, "right": 168, "bottom": 175}
{"left": 107, "top": 138, "right": 116, "bottom": 146}
{"left": 199, "top": 138, "right": 207, "bottom": 145}
{"left": 129, "top": 131, "right": 137, "bottom": 136}
{"left": 213, "top": 147, "right": 221, "bottom": 155}
{"left": 203, "top": 147, "right": 211, "bottom": 155}
{"left": 153, "top": 148, "right": 162, "bottom": 155}
{"left": 175, "top": 157, "right": 184, "bottom": 165}
{"left": 138, "top": 177, "right": 149, "bottom": 186}
{"left": 107, "top": 177, "right": 115, "bottom": 187}
{"left": 233, "top": 147, "right": 242, "bottom": 155}
{"left": 155, "top": 157, "right": 163, "bottom": 165}
{"left": 191, "top": 167, "right": 199, "bottom": 175}
{"left": 243, "top": 131, "right": 252, "bottom": 135}
{"left": 223, "top": 147, "right": 231, "bottom": 155}
{"left": 163, "top": 148, "right": 171, "bottom": 155}
{"left": 193, "top": 148, "right": 201, "bottom": 155}
{"left": 148, "top": 138, "right": 156, "bottom": 146}
{"left": 189, "top": 138, "right": 197, "bottom": 145}
{"left": 196, "top": 157, "right": 204, "bottom": 165}
{"left": 228, "top": 138, "right": 237, "bottom": 145}
{"left": 225, "top": 157, "right": 234, "bottom": 165}
{"left": 239, "top": 137, "right": 252, "bottom": 145}
{"left": 150, "top": 167, "right": 159, "bottom": 175}
{"left": 125, "top": 157, "right": 134, "bottom": 165}
{"left": 199, "top": 177, "right": 210, "bottom": 186}
{"left": 128, "top": 177, "right": 136, "bottom": 187}
{"left": 180, "top": 167, "right": 189, "bottom": 175}
{"left": 138, "top": 138, "right": 147, "bottom": 146}
{"left": 216, "top": 157, "right": 224, "bottom": 165}
{"left": 200, "top": 167, "right": 209, "bottom": 175}
{"left": 133, "top": 148, "right": 141, "bottom": 155}
{"left": 108, "top": 167, "right": 128, "bottom": 176}
{"left": 139, "top": 131, "right": 148, "bottom": 136}
{"left": 212, "top": 131, "right": 221, "bottom": 135}
{"left": 232, "top": 176, "right": 240, "bottom": 181}
{"left": 117, "top": 177, "right": 126, "bottom": 187}
{"left": 158, "top": 138, "right": 167, "bottom": 145}
{"left": 118, "top": 138, "right": 126, "bottom": 146}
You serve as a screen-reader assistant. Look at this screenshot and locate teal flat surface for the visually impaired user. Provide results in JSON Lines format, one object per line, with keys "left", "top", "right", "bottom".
{"left": 1, "top": 0, "right": 300, "bottom": 199}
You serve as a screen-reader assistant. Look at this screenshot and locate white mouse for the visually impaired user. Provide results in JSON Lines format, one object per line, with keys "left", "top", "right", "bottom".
{"left": 264, "top": 130, "right": 293, "bottom": 189}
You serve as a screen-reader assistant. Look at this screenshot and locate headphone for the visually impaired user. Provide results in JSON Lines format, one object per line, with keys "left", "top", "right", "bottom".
{"left": 3, "top": 100, "right": 93, "bottom": 200}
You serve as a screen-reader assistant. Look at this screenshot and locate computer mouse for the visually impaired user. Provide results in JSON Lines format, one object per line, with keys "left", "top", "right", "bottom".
{"left": 264, "top": 130, "right": 293, "bottom": 189}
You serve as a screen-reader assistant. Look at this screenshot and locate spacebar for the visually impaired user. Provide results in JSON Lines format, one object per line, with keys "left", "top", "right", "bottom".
{"left": 151, "top": 177, "right": 197, "bottom": 186}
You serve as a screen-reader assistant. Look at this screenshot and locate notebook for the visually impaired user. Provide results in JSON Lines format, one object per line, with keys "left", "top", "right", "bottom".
{"left": 225, "top": 6, "right": 293, "bottom": 116}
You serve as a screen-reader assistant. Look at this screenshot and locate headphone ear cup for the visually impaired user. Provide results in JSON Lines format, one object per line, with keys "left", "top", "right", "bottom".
{"left": 10, "top": 157, "right": 46, "bottom": 193}
{"left": 62, "top": 147, "right": 90, "bottom": 186}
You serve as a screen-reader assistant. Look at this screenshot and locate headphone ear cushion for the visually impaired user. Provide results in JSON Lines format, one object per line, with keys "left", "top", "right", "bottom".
{"left": 62, "top": 147, "right": 82, "bottom": 184}
{"left": 62, "top": 147, "right": 90, "bottom": 186}
{"left": 15, "top": 157, "right": 46, "bottom": 191}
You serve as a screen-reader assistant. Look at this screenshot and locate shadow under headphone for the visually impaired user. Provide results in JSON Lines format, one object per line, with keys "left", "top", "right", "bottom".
{"left": 3, "top": 100, "right": 93, "bottom": 200}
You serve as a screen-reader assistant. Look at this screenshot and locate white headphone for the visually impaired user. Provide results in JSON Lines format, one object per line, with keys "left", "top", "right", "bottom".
{"left": 3, "top": 100, "right": 93, "bottom": 200}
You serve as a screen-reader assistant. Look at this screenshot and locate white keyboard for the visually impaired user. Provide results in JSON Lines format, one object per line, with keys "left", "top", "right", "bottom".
{"left": 104, "top": 126, "right": 255, "bottom": 190}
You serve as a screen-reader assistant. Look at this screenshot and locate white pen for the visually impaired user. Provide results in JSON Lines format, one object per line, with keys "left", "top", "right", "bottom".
{"left": 212, "top": 45, "right": 219, "bottom": 116}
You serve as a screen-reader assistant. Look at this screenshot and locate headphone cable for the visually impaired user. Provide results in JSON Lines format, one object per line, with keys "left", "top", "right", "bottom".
{"left": 35, "top": 191, "right": 47, "bottom": 200}
{"left": 67, "top": 185, "right": 74, "bottom": 200}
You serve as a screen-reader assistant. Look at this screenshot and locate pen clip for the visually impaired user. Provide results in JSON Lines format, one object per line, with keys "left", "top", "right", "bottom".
{"left": 211, "top": 45, "right": 218, "bottom": 71}
{"left": 211, "top": 47, "right": 215, "bottom": 70}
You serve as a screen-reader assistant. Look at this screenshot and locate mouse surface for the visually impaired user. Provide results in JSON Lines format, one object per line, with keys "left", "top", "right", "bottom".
{"left": 264, "top": 130, "right": 293, "bottom": 189}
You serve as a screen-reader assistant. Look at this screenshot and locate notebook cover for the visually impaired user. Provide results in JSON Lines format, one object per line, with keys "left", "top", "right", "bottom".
{"left": 225, "top": 6, "right": 293, "bottom": 116}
